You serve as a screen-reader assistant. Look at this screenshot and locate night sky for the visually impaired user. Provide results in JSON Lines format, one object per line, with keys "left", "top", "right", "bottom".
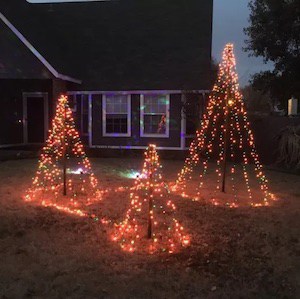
{"left": 29, "top": 0, "right": 273, "bottom": 86}
{"left": 213, "top": 0, "right": 273, "bottom": 86}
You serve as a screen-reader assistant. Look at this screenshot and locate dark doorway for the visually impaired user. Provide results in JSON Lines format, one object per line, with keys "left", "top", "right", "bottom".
{"left": 24, "top": 93, "right": 48, "bottom": 143}
{"left": 27, "top": 97, "right": 44, "bottom": 143}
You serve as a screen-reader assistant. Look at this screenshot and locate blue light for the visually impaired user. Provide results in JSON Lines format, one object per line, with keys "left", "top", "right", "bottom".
{"left": 119, "top": 170, "right": 141, "bottom": 179}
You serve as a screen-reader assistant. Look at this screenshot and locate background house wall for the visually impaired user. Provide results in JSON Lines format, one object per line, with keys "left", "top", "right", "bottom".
{"left": 0, "top": 79, "right": 53, "bottom": 145}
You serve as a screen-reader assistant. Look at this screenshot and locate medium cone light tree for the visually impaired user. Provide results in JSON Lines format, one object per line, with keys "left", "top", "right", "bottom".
{"left": 176, "top": 44, "right": 275, "bottom": 207}
{"left": 113, "top": 144, "right": 190, "bottom": 253}
{"left": 25, "top": 95, "right": 101, "bottom": 216}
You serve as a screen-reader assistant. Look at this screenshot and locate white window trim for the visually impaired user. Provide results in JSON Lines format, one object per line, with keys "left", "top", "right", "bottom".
{"left": 102, "top": 94, "right": 131, "bottom": 137}
{"left": 140, "top": 94, "right": 170, "bottom": 138}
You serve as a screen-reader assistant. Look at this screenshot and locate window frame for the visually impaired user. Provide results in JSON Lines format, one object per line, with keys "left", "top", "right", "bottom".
{"left": 185, "top": 106, "right": 198, "bottom": 138}
{"left": 68, "top": 94, "right": 77, "bottom": 112}
{"left": 80, "top": 94, "right": 89, "bottom": 136}
{"left": 140, "top": 94, "right": 170, "bottom": 138}
{"left": 184, "top": 94, "right": 204, "bottom": 138}
{"left": 102, "top": 94, "right": 131, "bottom": 137}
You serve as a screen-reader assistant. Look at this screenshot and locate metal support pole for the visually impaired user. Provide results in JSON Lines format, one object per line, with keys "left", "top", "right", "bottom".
{"left": 147, "top": 163, "right": 153, "bottom": 239}
{"left": 221, "top": 102, "right": 231, "bottom": 193}
{"left": 63, "top": 102, "right": 67, "bottom": 196}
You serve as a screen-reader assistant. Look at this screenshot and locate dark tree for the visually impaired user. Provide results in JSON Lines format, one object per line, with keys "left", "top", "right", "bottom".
{"left": 244, "top": 0, "right": 300, "bottom": 107}
{"left": 241, "top": 84, "right": 271, "bottom": 113}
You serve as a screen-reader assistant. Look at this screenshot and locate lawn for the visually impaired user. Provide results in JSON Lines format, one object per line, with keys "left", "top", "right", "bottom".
{"left": 0, "top": 158, "right": 299, "bottom": 298}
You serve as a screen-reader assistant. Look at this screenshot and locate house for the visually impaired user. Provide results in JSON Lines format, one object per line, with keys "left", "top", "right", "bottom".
{"left": 0, "top": 0, "right": 214, "bottom": 151}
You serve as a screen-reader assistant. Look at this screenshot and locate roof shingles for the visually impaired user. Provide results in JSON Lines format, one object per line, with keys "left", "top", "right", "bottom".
{"left": 0, "top": 0, "right": 213, "bottom": 90}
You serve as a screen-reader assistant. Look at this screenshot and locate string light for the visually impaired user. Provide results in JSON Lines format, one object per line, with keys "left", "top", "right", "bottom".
{"left": 112, "top": 144, "right": 190, "bottom": 253}
{"left": 24, "top": 95, "right": 102, "bottom": 215}
{"left": 175, "top": 44, "right": 275, "bottom": 207}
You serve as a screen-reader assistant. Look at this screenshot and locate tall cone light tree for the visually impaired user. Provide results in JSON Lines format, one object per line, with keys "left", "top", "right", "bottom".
{"left": 176, "top": 44, "right": 275, "bottom": 207}
{"left": 112, "top": 144, "right": 190, "bottom": 253}
{"left": 25, "top": 95, "right": 101, "bottom": 215}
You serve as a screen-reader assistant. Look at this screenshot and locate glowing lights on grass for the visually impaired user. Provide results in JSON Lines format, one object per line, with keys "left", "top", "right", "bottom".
{"left": 176, "top": 43, "right": 275, "bottom": 207}
{"left": 112, "top": 144, "right": 190, "bottom": 253}
{"left": 119, "top": 170, "right": 142, "bottom": 180}
{"left": 67, "top": 167, "right": 84, "bottom": 175}
{"left": 24, "top": 95, "right": 101, "bottom": 214}
{"left": 41, "top": 201, "right": 87, "bottom": 217}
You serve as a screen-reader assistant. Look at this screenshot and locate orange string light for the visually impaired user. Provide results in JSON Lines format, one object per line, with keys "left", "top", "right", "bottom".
{"left": 112, "top": 144, "right": 190, "bottom": 253}
{"left": 175, "top": 43, "right": 275, "bottom": 207}
{"left": 24, "top": 95, "right": 102, "bottom": 215}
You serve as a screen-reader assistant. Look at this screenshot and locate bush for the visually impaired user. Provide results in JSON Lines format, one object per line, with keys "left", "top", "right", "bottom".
{"left": 276, "top": 125, "right": 300, "bottom": 169}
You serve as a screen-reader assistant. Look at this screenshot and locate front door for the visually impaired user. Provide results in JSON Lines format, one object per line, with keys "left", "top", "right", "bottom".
{"left": 23, "top": 93, "right": 48, "bottom": 143}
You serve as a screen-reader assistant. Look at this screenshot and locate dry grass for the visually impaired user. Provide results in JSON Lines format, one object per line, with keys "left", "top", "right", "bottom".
{"left": 0, "top": 158, "right": 299, "bottom": 298}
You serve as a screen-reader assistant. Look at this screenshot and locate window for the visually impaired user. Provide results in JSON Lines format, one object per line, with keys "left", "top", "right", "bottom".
{"left": 185, "top": 94, "right": 203, "bottom": 137}
{"left": 185, "top": 101, "right": 199, "bottom": 136}
{"left": 68, "top": 94, "right": 77, "bottom": 112}
{"left": 81, "top": 95, "right": 89, "bottom": 136}
{"left": 67, "top": 94, "right": 89, "bottom": 136}
{"left": 140, "top": 94, "right": 170, "bottom": 137}
{"left": 102, "top": 95, "right": 131, "bottom": 137}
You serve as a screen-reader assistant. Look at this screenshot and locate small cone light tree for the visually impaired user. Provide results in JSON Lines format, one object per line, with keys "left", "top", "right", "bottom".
{"left": 113, "top": 144, "right": 190, "bottom": 253}
{"left": 176, "top": 44, "right": 274, "bottom": 207}
{"left": 25, "top": 95, "right": 101, "bottom": 215}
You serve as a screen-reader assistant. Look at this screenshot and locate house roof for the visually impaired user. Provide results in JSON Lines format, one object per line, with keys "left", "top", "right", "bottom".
{"left": 0, "top": 17, "right": 52, "bottom": 79}
{"left": 0, "top": 0, "right": 213, "bottom": 90}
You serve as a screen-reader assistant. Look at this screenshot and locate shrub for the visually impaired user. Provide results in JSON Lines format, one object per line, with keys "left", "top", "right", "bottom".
{"left": 276, "top": 125, "right": 300, "bottom": 169}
